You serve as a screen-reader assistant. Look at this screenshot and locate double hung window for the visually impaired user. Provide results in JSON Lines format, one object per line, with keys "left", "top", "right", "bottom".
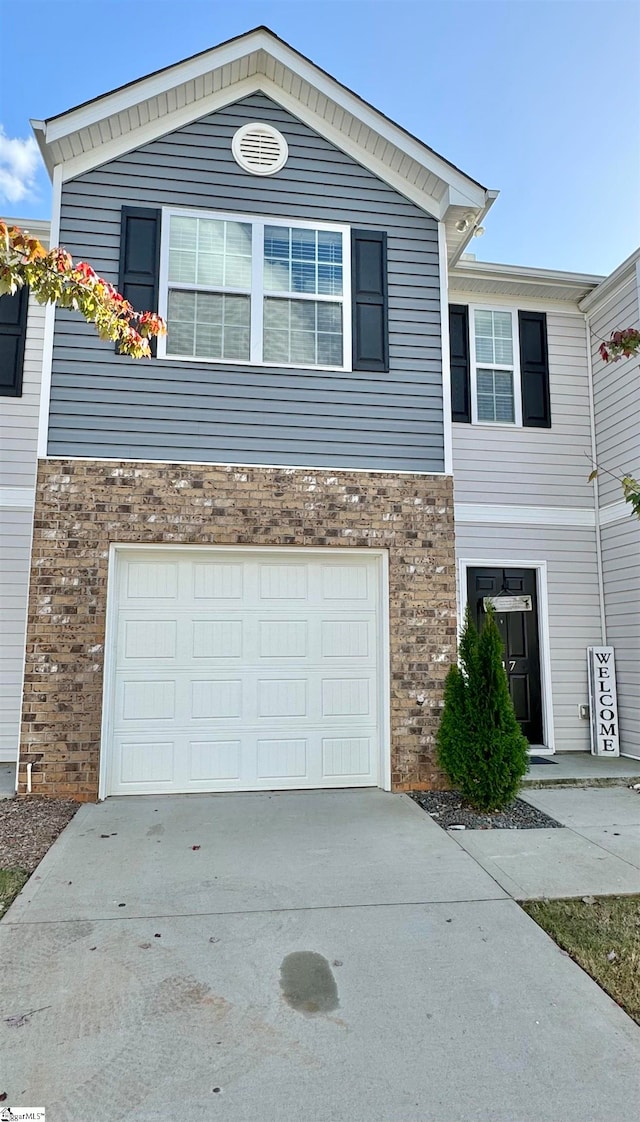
{"left": 159, "top": 210, "right": 350, "bottom": 369}
{"left": 470, "top": 307, "right": 521, "bottom": 425}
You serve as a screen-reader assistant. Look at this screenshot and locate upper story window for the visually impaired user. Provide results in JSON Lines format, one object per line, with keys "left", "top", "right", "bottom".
{"left": 449, "top": 303, "right": 550, "bottom": 429}
{"left": 158, "top": 209, "right": 351, "bottom": 370}
{"left": 472, "top": 308, "right": 520, "bottom": 424}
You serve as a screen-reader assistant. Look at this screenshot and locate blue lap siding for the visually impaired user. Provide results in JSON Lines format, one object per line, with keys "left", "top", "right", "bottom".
{"left": 48, "top": 93, "right": 444, "bottom": 472}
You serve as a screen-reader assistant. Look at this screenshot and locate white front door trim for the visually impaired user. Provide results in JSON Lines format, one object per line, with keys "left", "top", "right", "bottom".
{"left": 99, "top": 543, "right": 391, "bottom": 798}
{"left": 457, "top": 557, "right": 555, "bottom": 755}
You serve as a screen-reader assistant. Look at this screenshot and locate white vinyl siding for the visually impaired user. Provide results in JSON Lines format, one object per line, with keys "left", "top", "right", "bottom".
{"left": 0, "top": 292, "right": 43, "bottom": 762}
{"left": 601, "top": 516, "right": 640, "bottom": 757}
{"left": 453, "top": 310, "right": 594, "bottom": 507}
{"left": 590, "top": 270, "right": 640, "bottom": 506}
{"left": 159, "top": 208, "right": 351, "bottom": 371}
{"left": 587, "top": 255, "right": 639, "bottom": 757}
{"left": 456, "top": 522, "right": 602, "bottom": 751}
{"left": 0, "top": 293, "right": 45, "bottom": 490}
{"left": 0, "top": 508, "right": 32, "bottom": 761}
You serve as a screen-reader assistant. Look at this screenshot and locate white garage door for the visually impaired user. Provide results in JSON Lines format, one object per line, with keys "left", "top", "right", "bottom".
{"left": 103, "top": 549, "right": 384, "bottom": 795}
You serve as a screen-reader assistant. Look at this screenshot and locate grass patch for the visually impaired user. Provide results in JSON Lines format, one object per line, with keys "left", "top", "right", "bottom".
{"left": 0, "top": 868, "right": 28, "bottom": 919}
{"left": 523, "top": 895, "right": 640, "bottom": 1025}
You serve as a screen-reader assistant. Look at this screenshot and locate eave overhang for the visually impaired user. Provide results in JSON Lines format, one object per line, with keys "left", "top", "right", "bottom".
{"left": 450, "top": 258, "right": 604, "bottom": 306}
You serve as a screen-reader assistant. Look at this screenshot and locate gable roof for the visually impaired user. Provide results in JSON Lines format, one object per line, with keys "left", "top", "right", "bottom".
{"left": 31, "top": 25, "right": 496, "bottom": 265}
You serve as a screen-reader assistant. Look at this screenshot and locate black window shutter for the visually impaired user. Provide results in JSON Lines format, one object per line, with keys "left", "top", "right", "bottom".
{"left": 449, "top": 304, "right": 471, "bottom": 422}
{"left": 351, "top": 229, "right": 388, "bottom": 372}
{"left": 117, "top": 206, "right": 161, "bottom": 353}
{"left": 519, "top": 310, "right": 551, "bottom": 428}
{"left": 0, "top": 287, "right": 28, "bottom": 397}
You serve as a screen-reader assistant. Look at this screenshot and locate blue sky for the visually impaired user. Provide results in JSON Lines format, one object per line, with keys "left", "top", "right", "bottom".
{"left": 0, "top": 0, "right": 638, "bottom": 274}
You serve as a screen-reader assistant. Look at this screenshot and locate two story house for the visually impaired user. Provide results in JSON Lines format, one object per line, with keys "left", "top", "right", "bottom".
{"left": 3, "top": 27, "right": 638, "bottom": 801}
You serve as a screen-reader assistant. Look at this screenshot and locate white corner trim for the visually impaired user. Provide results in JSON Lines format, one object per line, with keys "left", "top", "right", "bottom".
{"left": 0, "top": 486, "right": 36, "bottom": 510}
{"left": 36, "top": 164, "right": 63, "bottom": 459}
{"left": 438, "top": 222, "right": 453, "bottom": 475}
{"left": 458, "top": 557, "right": 555, "bottom": 752}
{"left": 454, "top": 502, "right": 596, "bottom": 528}
{"left": 599, "top": 499, "right": 634, "bottom": 526}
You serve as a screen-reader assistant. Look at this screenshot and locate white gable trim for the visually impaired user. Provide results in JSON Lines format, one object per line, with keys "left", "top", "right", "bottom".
{"left": 48, "top": 75, "right": 477, "bottom": 223}
{"left": 34, "top": 29, "right": 490, "bottom": 233}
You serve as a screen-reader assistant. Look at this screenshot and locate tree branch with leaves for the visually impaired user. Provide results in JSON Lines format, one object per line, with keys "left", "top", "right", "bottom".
{"left": 0, "top": 221, "right": 165, "bottom": 357}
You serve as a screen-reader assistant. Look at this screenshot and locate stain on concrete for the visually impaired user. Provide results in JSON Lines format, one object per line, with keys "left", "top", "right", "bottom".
{"left": 146, "top": 823, "right": 164, "bottom": 837}
{"left": 280, "top": 952, "right": 339, "bottom": 1015}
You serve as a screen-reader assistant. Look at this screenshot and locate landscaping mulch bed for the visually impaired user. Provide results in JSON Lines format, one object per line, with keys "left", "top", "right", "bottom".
{"left": 0, "top": 797, "right": 79, "bottom": 874}
{"left": 410, "top": 790, "right": 564, "bottom": 830}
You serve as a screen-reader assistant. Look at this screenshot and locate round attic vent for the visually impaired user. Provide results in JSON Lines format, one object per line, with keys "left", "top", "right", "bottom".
{"left": 232, "top": 123, "right": 289, "bottom": 176}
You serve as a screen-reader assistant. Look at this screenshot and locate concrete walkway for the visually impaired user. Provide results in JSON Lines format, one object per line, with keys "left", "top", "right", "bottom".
{"left": 453, "top": 786, "right": 640, "bottom": 899}
{"left": 2, "top": 789, "right": 639, "bottom": 1122}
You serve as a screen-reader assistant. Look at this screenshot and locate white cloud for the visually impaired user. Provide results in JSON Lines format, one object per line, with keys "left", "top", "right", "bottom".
{"left": 0, "top": 126, "right": 40, "bottom": 205}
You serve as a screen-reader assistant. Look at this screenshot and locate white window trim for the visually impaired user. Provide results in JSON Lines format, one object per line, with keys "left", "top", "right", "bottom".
{"left": 469, "top": 303, "right": 523, "bottom": 428}
{"left": 157, "top": 206, "right": 352, "bottom": 372}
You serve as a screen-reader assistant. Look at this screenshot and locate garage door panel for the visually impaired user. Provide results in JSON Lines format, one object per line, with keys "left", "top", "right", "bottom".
{"left": 259, "top": 619, "right": 308, "bottom": 659}
{"left": 124, "top": 560, "right": 179, "bottom": 602}
{"left": 191, "top": 679, "right": 243, "bottom": 720}
{"left": 106, "top": 550, "right": 383, "bottom": 794}
{"left": 122, "top": 619, "right": 178, "bottom": 660}
{"left": 193, "top": 561, "right": 244, "bottom": 600}
{"left": 256, "top": 737, "right": 308, "bottom": 779}
{"left": 189, "top": 739, "right": 241, "bottom": 781}
{"left": 192, "top": 618, "right": 243, "bottom": 659}
{"left": 322, "top": 736, "right": 373, "bottom": 778}
{"left": 259, "top": 562, "right": 308, "bottom": 600}
{"left": 120, "top": 679, "right": 176, "bottom": 722}
{"left": 320, "top": 563, "right": 372, "bottom": 603}
{"left": 117, "top": 738, "right": 176, "bottom": 785}
{"left": 257, "top": 678, "right": 308, "bottom": 718}
{"left": 321, "top": 677, "right": 373, "bottom": 718}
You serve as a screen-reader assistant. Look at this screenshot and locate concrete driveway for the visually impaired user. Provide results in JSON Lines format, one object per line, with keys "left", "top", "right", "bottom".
{"left": 2, "top": 790, "right": 639, "bottom": 1122}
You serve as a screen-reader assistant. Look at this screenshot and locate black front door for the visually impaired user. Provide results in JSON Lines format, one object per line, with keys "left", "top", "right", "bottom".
{"left": 466, "top": 567, "right": 544, "bottom": 745}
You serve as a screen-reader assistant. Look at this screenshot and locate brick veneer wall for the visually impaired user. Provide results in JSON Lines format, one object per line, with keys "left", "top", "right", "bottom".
{"left": 19, "top": 459, "right": 457, "bottom": 800}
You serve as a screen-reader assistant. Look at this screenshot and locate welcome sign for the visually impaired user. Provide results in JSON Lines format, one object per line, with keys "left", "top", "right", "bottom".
{"left": 587, "top": 647, "right": 620, "bottom": 757}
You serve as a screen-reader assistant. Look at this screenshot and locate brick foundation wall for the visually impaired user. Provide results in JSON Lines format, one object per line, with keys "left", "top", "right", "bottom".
{"left": 19, "top": 459, "right": 456, "bottom": 800}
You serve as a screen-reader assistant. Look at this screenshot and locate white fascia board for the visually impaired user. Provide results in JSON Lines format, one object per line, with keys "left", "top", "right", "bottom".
{"left": 41, "top": 30, "right": 488, "bottom": 215}
{"left": 30, "top": 119, "right": 54, "bottom": 176}
{"left": 453, "top": 259, "right": 604, "bottom": 289}
{"left": 43, "top": 30, "right": 269, "bottom": 142}
{"left": 450, "top": 289, "right": 588, "bottom": 315}
{"left": 455, "top": 502, "right": 596, "bottom": 527}
{"left": 579, "top": 246, "right": 640, "bottom": 313}
{"left": 447, "top": 190, "right": 499, "bottom": 265}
